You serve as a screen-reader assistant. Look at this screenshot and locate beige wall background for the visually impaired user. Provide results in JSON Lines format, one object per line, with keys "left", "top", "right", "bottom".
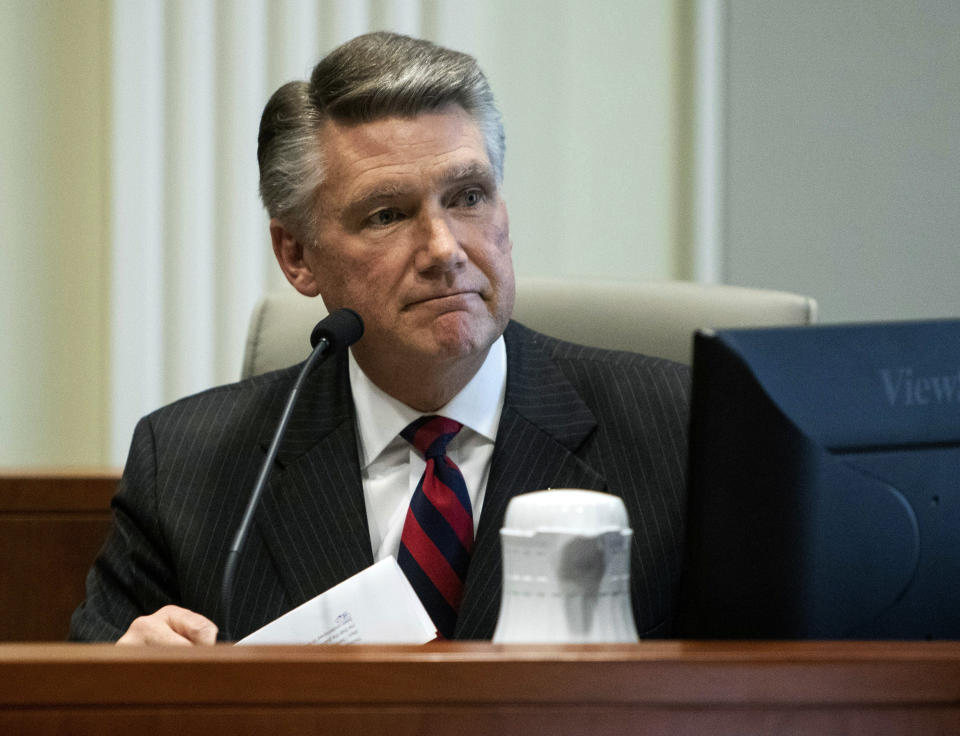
{"left": 0, "top": 0, "right": 111, "bottom": 466}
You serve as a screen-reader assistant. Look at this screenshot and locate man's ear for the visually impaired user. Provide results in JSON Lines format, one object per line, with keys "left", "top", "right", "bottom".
{"left": 270, "top": 219, "right": 321, "bottom": 297}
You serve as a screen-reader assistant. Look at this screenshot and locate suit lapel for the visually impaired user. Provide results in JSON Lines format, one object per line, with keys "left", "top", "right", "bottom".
{"left": 254, "top": 353, "right": 374, "bottom": 612}
{"left": 456, "top": 323, "right": 606, "bottom": 638}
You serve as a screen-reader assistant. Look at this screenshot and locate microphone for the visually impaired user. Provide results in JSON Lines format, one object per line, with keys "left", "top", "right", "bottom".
{"left": 219, "top": 308, "right": 364, "bottom": 641}
{"left": 310, "top": 307, "right": 365, "bottom": 351}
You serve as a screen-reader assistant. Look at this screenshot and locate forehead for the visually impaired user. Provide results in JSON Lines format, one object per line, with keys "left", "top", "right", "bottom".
{"left": 316, "top": 106, "right": 492, "bottom": 198}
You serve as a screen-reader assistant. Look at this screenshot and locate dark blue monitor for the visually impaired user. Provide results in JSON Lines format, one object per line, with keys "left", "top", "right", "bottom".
{"left": 677, "top": 319, "right": 960, "bottom": 639}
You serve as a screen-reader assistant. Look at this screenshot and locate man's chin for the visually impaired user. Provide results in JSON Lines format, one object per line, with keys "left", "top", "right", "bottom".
{"left": 421, "top": 315, "right": 501, "bottom": 362}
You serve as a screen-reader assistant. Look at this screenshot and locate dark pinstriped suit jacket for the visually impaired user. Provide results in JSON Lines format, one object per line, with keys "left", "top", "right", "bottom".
{"left": 70, "top": 321, "right": 690, "bottom": 641}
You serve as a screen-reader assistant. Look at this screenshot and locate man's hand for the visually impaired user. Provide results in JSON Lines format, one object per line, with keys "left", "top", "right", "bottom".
{"left": 116, "top": 605, "right": 218, "bottom": 646}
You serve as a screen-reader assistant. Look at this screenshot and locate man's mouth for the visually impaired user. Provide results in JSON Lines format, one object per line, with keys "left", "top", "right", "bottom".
{"left": 406, "top": 291, "right": 481, "bottom": 309}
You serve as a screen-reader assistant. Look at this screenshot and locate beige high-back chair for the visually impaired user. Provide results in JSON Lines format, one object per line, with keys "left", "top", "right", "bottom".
{"left": 241, "top": 278, "right": 817, "bottom": 378}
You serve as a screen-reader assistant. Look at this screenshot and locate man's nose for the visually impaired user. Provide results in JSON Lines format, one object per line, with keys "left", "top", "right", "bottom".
{"left": 414, "top": 209, "right": 467, "bottom": 271}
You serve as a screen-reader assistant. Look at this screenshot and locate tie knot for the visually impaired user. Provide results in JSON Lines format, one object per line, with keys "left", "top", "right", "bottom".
{"left": 401, "top": 415, "right": 463, "bottom": 459}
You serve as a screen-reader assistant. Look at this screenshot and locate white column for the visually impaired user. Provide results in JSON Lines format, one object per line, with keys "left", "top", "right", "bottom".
{"left": 327, "top": 0, "right": 371, "bottom": 46}
{"left": 214, "top": 0, "right": 272, "bottom": 379}
{"left": 374, "top": 0, "right": 421, "bottom": 37}
{"left": 270, "top": 0, "right": 322, "bottom": 80}
{"left": 163, "top": 0, "right": 217, "bottom": 399}
{"left": 110, "top": 0, "right": 167, "bottom": 462}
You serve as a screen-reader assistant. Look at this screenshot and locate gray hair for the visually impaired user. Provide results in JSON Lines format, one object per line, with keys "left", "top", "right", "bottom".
{"left": 257, "top": 32, "right": 505, "bottom": 241}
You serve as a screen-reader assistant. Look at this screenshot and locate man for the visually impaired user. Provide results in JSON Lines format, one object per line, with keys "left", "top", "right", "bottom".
{"left": 70, "top": 32, "right": 690, "bottom": 645}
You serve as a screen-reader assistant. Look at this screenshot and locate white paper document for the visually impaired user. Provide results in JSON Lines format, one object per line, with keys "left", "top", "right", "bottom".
{"left": 237, "top": 557, "right": 436, "bottom": 645}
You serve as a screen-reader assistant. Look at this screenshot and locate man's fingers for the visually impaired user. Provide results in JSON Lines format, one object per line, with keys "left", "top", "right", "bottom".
{"left": 163, "top": 605, "right": 219, "bottom": 644}
{"left": 116, "top": 605, "right": 218, "bottom": 646}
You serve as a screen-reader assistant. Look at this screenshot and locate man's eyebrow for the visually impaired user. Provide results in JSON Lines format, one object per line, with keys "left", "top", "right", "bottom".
{"left": 438, "top": 161, "right": 496, "bottom": 186}
{"left": 346, "top": 182, "right": 409, "bottom": 212}
{"left": 351, "top": 182, "right": 408, "bottom": 204}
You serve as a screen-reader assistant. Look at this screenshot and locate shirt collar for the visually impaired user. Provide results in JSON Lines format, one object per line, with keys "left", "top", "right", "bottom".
{"left": 349, "top": 336, "right": 507, "bottom": 469}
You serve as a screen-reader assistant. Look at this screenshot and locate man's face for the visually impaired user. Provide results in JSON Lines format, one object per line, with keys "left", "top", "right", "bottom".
{"left": 302, "top": 106, "right": 515, "bottom": 379}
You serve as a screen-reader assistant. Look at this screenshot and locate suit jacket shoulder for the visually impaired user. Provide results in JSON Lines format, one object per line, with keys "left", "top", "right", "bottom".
{"left": 70, "top": 354, "right": 368, "bottom": 641}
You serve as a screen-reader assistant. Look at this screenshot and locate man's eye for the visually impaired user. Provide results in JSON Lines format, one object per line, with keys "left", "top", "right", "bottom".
{"left": 455, "top": 188, "right": 485, "bottom": 207}
{"left": 368, "top": 209, "right": 403, "bottom": 227}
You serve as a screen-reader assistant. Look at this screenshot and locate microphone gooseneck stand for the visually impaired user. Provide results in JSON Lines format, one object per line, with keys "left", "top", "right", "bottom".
{"left": 219, "top": 308, "right": 364, "bottom": 642}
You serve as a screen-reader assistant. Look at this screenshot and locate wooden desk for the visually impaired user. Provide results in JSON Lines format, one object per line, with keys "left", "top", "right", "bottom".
{"left": 2, "top": 474, "right": 960, "bottom": 733}
{"left": 0, "top": 470, "right": 118, "bottom": 640}
{"left": 1, "top": 642, "right": 959, "bottom": 735}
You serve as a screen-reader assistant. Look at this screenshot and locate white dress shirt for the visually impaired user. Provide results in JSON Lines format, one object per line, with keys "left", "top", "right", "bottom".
{"left": 348, "top": 337, "right": 507, "bottom": 562}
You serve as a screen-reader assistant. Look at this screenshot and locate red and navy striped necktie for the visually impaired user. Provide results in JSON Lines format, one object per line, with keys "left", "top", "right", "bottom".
{"left": 398, "top": 415, "right": 474, "bottom": 639}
